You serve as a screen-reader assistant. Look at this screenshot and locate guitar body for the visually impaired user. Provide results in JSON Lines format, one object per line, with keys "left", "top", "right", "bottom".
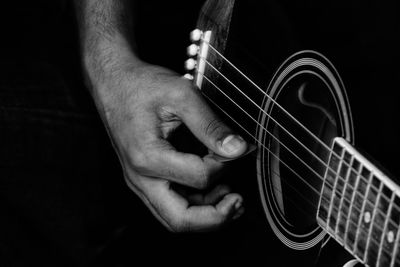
{"left": 191, "top": 0, "right": 400, "bottom": 266}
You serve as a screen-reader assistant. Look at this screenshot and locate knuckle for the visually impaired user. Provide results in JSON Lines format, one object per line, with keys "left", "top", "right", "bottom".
{"left": 203, "top": 118, "right": 225, "bottom": 140}
{"left": 219, "top": 205, "right": 230, "bottom": 217}
{"left": 128, "top": 149, "right": 150, "bottom": 173}
{"left": 169, "top": 82, "right": 192, "bottom": 102}
{"left": 192, "top": 166, "right": 211, "bottom": 190}
{"left": 193, "top": 176, "right": 210, "bottom": 190}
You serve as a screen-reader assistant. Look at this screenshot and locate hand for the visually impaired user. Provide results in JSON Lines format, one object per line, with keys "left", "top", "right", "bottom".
{"left": 93, "top": 61, "right": 248, "bottom": 232}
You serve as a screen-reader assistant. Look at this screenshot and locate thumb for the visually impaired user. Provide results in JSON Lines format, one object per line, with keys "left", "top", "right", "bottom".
{"left": 178, "top": 86, "right": 247, "bottom": 158}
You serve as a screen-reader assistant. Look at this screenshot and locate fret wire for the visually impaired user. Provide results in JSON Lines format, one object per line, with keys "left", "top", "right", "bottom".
{"left": 390, "top": 202, "right": 400, "bottom": 267}
{"left": 364, "top": 180, "right": 383, "bottom": 264}
{"left": 329, "top": 177, "right": 400, "bottom": 247}
{"left": 339, "top": 172, "right": 399, "bottom": 232}
{"left": 327, "top": 147, "right": 345, "bottom": 239}
{"left": 335, "top": 154, "right": 354, "bottom": 240}
{"left": 344, "top": 213, "right": 393, "bottom": 255}
{"left": 324, "top": 162, "right": 394, "bottom": 261}
{"left": 334, "top": 213, "right": 396, "bottom": 266}
{"left": 377, "top": 191, "right": 396, "bottom": 267}
{"left": 331, "top": 175, "right": 399, "bottom": 231}
{"left": 302, "top": 153, "right": 394, "bottom": 261}
{"left": 344, "top": 161, "right": 362, "bottom": 250}
{"left": 353, "top": 171, "right": 373, "bottom": 255}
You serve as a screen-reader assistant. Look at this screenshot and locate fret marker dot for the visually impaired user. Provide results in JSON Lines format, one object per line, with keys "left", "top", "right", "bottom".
{"left": 364, "top": 212, "right": 371, "bottom": 224}
{"left": 387, "top": 231, "right": 395, "bottom": 243}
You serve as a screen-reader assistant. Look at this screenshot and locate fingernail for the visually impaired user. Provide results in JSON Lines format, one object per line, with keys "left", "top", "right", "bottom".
{"left": 221, "top": 135, "right": 244, "bottom": 155}
{"left": 234, "top": 199, "right": 242, "bottom": 210}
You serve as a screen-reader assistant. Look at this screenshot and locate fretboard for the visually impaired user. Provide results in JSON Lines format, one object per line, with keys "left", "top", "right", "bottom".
{"left": 317, "top": 137, "right": 400, "bottom": 267}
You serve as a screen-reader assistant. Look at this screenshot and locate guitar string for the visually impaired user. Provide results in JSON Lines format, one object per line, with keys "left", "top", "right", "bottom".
{"left": 202, "top": 90, "right": 324, "bottom": 220}
{"left": 203, "top": 58, "right": 336, "bottom": 179}
{"left": 203, "top": 40, "right": 389, "bottom": 202}
{"left": 198, "top": 44, "right": 399, "bottom": 215}
{"left": 201, "top": 88, "right": 319, "bottom": 194}
{"left": 268, "top": 169, "right": 317, "bottom": 219}
{"left": 199, "top": 74, "right": 400, "bottom": 234}
{"left": 270, "top": 168, "right": 319, "bottom": 211}
{"left": 201, "top": 75, "right": 324, "bottom": 189}
{"left": 200, "top": 85, "right": 393, "bottom": 255}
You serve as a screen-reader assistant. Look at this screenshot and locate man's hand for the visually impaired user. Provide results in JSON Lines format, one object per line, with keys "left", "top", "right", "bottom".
{"left": 75, "top": 0, "right": 248, "bottom": 232}
{"left": 98, "top": 61, "right": 247, "bottom": 231}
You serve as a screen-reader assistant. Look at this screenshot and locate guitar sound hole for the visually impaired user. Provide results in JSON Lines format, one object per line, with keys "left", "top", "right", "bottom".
{"left": 256, "top": 51, "right": 353, "bottom": 249}
{"left": 267, "top": 73, "right": 339, "bottom": 231}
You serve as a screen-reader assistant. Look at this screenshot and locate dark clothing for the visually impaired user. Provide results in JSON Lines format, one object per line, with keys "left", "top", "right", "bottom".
{"left": 0, "top": 2, "right": 204, "bottom": 266}
{"left": 0, "top": 61, "right": 118, "bottom": 266}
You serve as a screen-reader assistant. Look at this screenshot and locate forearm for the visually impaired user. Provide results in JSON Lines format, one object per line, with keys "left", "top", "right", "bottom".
{"left": 74, "top": 0, "right": 141, "bottom": 88}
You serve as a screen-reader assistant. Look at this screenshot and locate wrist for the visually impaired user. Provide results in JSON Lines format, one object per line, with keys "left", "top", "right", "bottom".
{"left": 80, "top": 34, "right": 143, "bottom": 119}
{"left": 82, "top": 33, "right": 144, "bottom": 87}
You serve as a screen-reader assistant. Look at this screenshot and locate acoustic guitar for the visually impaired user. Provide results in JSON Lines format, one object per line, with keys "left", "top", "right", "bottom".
{"left": 183, "top": 0, "right": 400, "bottom": 266}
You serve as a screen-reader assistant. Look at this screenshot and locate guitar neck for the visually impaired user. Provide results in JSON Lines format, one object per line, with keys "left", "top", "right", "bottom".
{"left": 317, "top": 137, "right": 400, "bottom": 267}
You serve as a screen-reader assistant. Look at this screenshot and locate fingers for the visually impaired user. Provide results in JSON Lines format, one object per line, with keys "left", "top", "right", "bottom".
{"left": 137, "top": 177, "right": 244, "bottom": 232}
{"left": 183, "top": 184, "right": 232, "bottom": 205}
{"left": 129, "top": 140, "right": 223, "bottom": 190}
{"left": 174, "top": 82, "right": 248, "bottom": 159}
{"left": 124, "top": 78, "right": 252, "bottom": 190}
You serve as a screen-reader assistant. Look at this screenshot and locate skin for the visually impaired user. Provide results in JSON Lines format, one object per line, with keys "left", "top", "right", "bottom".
{"left": 74, "top": 0, "right": 248, "bottom": 232}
